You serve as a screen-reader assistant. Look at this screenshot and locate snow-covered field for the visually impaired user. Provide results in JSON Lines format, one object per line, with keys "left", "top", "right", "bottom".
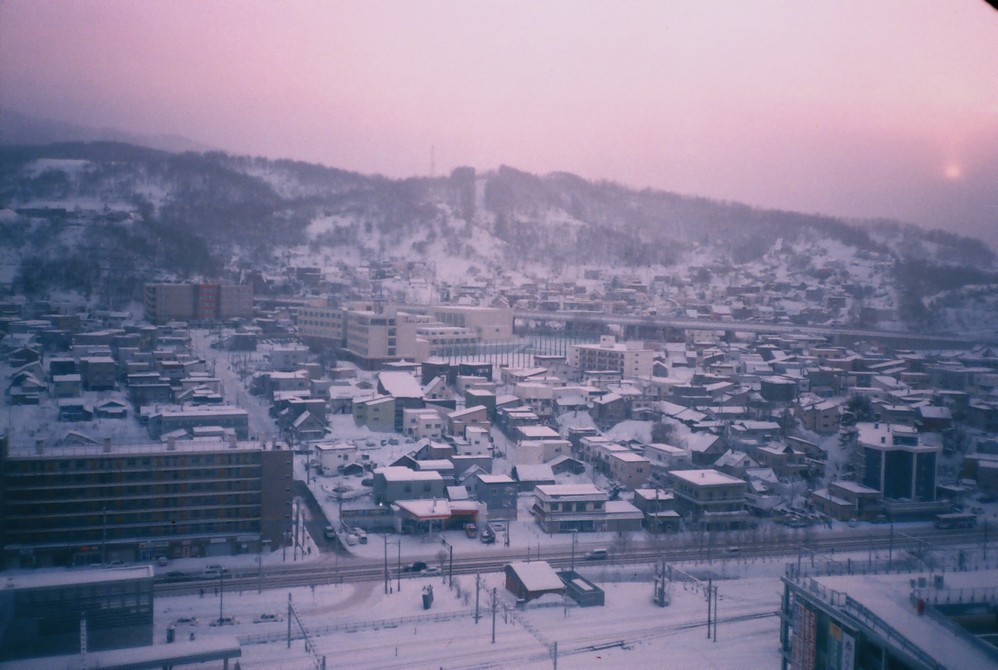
{"left": 156, "top": 558, "right": 783, "bottom": 670}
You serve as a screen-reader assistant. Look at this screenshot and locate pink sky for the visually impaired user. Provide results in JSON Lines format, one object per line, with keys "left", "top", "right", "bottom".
{"left": 2, "top": 1, "right": 996, "bottom": 242}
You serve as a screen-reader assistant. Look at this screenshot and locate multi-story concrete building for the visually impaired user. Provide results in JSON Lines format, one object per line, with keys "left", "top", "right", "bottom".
{"left": 0, "top": 566, "right": 154, "bottom": 662}
{"left": 419, "top": 305, "right": 513, "bottom": 343}
{"left": 668, "top": 468, "right": 750, "bottom": 530}
{"left": 855, "top": 422, "right": 939, "bottom": 502}
{"left": 779, "top": 570, "right": 998, "bottom": 670}
{"left": 0, "top": 437, "right": 293, "bottom": 568}
{"left": 530, "top": 483, "right": 644, "bottom": 533}
{"left": 144, "top": 283, "right": 252, "bottom": 324}
{"left": 570, "top": 335, "right": 655, "bottom": 379}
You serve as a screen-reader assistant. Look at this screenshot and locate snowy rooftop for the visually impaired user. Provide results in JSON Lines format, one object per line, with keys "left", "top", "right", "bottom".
{"left": 802, "top": 570, "right": 998, "bottom": 670}
{"left": 517, "top": 426, "right": 560, "bottom": 439}
{"left": 6, "top": 438, "right": 272, "bottom": 458}
{"left": 534, "top": 484, "right": 605, "bottom": 498}
{"left": 377, "top": 466, "right": 443, "bottom": 482}
{"left": 669, "top": 469, "right": 744, "bottom": 487}
{"left": 3, "top": 565, "right": 153, "bottom": 590}
{"left": 378, "top": 371, "right": 424, "bottom": 398}
{"left": 505, "top": 561, "right": 565, "bottom": 592}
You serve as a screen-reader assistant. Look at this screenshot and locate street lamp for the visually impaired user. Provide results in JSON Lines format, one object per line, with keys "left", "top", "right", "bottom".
{"left": 440, "top": 537, "right": 454, "bottom": 587}
{"left": 570, "top": 529, "right": 578, "bottom": 572}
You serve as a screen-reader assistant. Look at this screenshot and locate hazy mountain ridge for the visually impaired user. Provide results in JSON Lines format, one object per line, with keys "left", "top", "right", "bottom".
{"left": 0, "top": 141, "right": 995, "bottom": 332}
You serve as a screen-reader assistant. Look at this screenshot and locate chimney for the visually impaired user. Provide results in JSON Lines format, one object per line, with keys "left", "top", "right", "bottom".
{"left": 167, "top": 436, "right": 176, "bottom": 451}
{"left": 103, "top": 437, "right": 112, "bottom": 453}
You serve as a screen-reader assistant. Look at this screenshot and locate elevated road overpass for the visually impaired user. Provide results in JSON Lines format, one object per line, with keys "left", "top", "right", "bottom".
{"left": 512, "top": 309, "right": 989, "bottom": 349}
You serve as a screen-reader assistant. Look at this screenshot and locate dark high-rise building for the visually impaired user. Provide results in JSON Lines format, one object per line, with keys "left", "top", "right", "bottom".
{"left": 1, "top": 435, "right": 293, "bottom": 569}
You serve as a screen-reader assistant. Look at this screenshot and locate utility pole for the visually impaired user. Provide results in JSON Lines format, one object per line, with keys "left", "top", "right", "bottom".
{"left": 706, "top": 579, "right": 713, "bottom": 640}
{"left": 383, "top": 535, "right": 390, "bottom": 595}
{"left": 570, "top": 530, "right": 577, "bottom": 572}
{"left": 475, "top": 573, "right": 481, "bottom": 624}
{"left": 713, "top": 582, "right": 719, "bottom": 642}
{"left": 219, "top": 570, "right": 224, "bottom": 624}
{"left": 491, "top": 588, "right": 498, "bottom": 644}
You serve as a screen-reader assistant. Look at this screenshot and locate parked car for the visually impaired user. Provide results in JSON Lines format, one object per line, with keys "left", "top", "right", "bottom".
{"left": 324, "top": 525, "right": 337, "bottom": 539}
{"left": 480, "top": 526, "right": 496, "bottom": 544}
{"left": 584, "top": 549, "right": 609, "bottom": 561}
{"left": 173, "top": 616, "right": 199, "bottom": 626}
{"left": 405, "top": 561, "right": 428, "bottom": 573}
{"left": 156, "top": 556, "right": 170, "bottom": 567}
{"left": 422, "top": 566, "right": 441, "bottom": 576}
{"left": 253, "top": 613, "right": 283, "bottom": 623}
{"left": 164, "top": 571, "right": 192, "bottom": 582}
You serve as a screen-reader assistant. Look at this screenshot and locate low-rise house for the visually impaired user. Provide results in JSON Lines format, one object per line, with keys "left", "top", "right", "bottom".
{"left": 371, "top": 466, "right": 446, "bottom": 505}
{"left": 447, "top": 405, "right": 489, "bottom": 436}
{"left": 796, "top": 398, "right": 842, "bottom": 434}
{"left": 51, "top": 373, "right": 82, "bottom": 398}
{"left": 290, "top": 410, "right": 327, "bottom": 443}
{"left": 686, "top": 432, "right": 727, "bottom": 466}
{"left": 608, "top": 451, "right": 651, "bottom": 489}
{"left": 95, "top": 399, "right": 128, "bottom": 419}
{"left": 713, "top": 449, "right": 759, "bottom": 479}
{"left": 918, "top": 405, "right": 953, "bottom": 432}
{"left": 353, "top": 395, "right": 396, "bottom": 433}
{"left": 811, "top": 480, "right": 883, "bottom": 521}
{"left": 467, "top": 473, "right": 519, "bottom": 521}
{"left": 511, "top": 464, "right": 556, "bottom": 492}
{"left": 752, "top": 444, "right": 807, "bottom": 478}
{"left": 547, "top": 455, "right": 586, "bottom": 475}
{"left": 314, "top": 442, "right": 359, "bottom": 475}
{"left": 404, "top": 407, "right": 445, "bottom": 439}
{"left": 57, "top": 398, "right": 93, "bottom": 422}
{"left": 516, "top": 439, "right": 570, "bottom": 465}
{"left": 632, "top": 488, "right": 680, "bottom": 532}
{"left": 591, "top": 392, "right": 627, "bottom": 427}
{"left": 464, "top": 425, "right": 491, "bottom": 455}
{"left": 642, "top": 442, "right": 691, "bottom": 471}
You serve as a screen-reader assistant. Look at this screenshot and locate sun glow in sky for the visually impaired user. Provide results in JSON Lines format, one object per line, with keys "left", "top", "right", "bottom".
{"left": 1, "top": 0, "right": 996, "bottom": 243}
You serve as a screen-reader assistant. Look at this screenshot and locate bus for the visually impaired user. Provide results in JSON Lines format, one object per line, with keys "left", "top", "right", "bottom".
{"left": 933, "top": 512, "right": 977, "bottom": 529}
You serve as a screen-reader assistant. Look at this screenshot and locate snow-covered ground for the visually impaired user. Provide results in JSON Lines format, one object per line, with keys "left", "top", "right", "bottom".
{"left": 148, "top": 531, "right": 998, "bottom": 670}
{"left": 157, "top": 566, "right": 783, "bottom": 669}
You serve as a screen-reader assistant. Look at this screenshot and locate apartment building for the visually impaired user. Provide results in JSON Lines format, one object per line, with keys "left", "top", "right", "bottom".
{"left": 144, "top": 283, "right": 252, "bottom": 324}
{"left": 0, "top": 437, "right": 293, "bottom": 568}
{"left": 668, "top": 468, "right": 750, "bottom": 530}
{"left": 570, "top": 335, "right": 655, "bottom": 379}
